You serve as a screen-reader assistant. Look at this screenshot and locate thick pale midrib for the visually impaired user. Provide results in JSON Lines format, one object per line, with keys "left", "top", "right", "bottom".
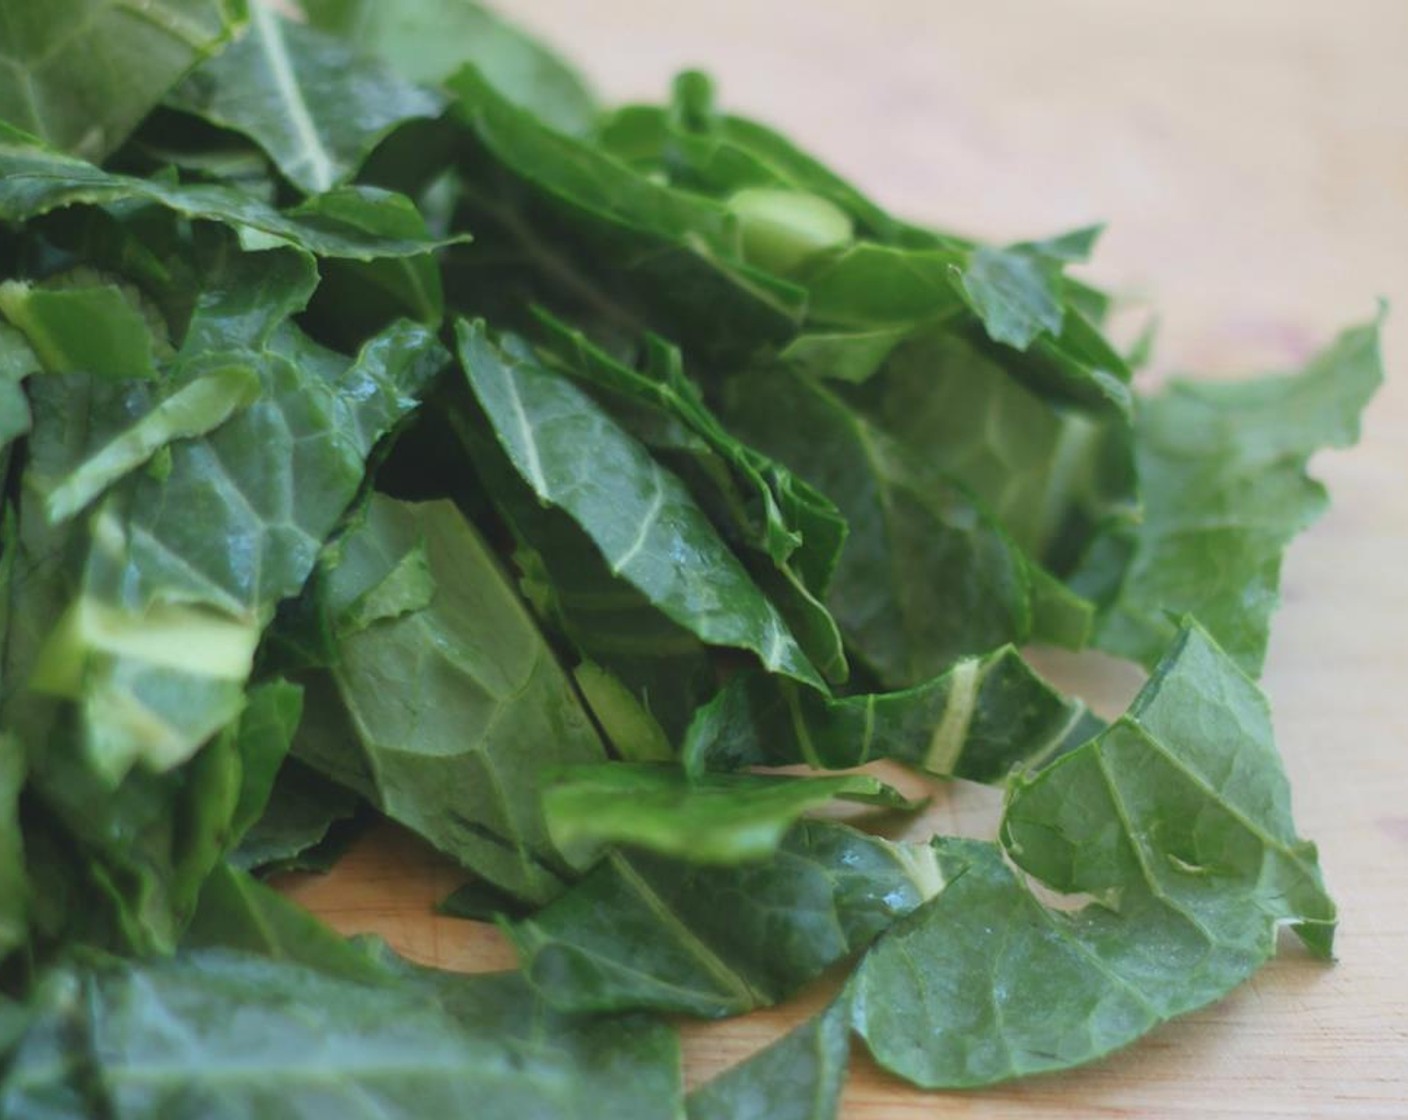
{"left": 759, "top": 612, "right": 787, "bottom": 672}
{"left": 889, "top": 843, "right": 945, "bottom": 902}
{"left": 46, "top": 370, "right": 258, "bottom": 523}
{"left": 610, "top": 855, "right": 760, "bottom": 1008}
{"left": 495, "top": 360, "right": 548, "bottom": 493}
{"left": 251, "top": 2, "right": 337, "bottom": 192}
{"left": 922, "top": 657, "right": 979, "bottom": 774}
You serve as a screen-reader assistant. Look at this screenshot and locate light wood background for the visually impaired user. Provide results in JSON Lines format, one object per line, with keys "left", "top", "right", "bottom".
{"left": 288, "top": 2, "right": 1408, "bottom": 1114}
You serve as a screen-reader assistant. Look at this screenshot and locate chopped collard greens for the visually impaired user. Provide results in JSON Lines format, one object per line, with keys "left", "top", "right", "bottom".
{"left": 0, "top": 1, "right": 1380, "bottom": 1115}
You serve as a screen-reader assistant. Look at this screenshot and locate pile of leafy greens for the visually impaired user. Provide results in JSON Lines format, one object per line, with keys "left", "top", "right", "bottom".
{"left": 0, "top": 1, "right": 1381, "bottom": 1115}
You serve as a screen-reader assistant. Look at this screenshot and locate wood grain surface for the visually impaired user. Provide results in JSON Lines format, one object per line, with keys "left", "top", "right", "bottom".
{"left": 287, "top": 2, "right": 1408, "bottom": 1114}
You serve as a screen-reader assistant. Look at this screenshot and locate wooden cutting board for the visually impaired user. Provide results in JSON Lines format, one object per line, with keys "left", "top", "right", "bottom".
{"left": 289, "top": 1, "right": 1408, "bottom": 1114}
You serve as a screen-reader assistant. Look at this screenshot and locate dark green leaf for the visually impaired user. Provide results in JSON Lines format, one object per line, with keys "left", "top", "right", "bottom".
{"left": 457, "top": 320, "right": 825, "bottom": 690}
{"left": 796, "top": 237, "right": 1130, "bottom": 414}
{"left": 777, "top": 325, "right": 912, "bottom": 386}
{"left": 13, "top": 312, "right": 443, "bottom": 779}
{"left": 719, "top": 364, "right": 1029, "bottom": 687}
{"left": 687, "top": 997, "right": 850, "bottom": 1120}
{"left": 843, "top": 328, "right": 1133, "bottom": 563}
{"left": 168, "top": 4, "right": 444, "bottom": 195}
{"left": 445, "top": 67, "right": 804, "bottom": 361}
{"left": 530, "top": 311, "right": 848, "bottom": 682}
{"left": 186, "top": 861, "right": 390, "bottom": 983}
{"left": 438, "top": 877, "right": 535, "bottom": 924}
{"left": 292, "top": 494, "right": 606, "bottom": 904}
{"left": 542, "top": 763, "right": 915, "bottom": 867}
{"left": 454, "top": 410, "right": 717, "bottom": 749}
{"left": 682, "top": 646, "right": 1087, "bottom": 784}
{"left": 954, "top": 227, "right": 1105, "bottom": 351}
{"left": 1026, "top": 559, "right": 1097, "bottom": 649}
{"left": 510, "top": 820, "right": 945, "bottom": 1018}
{"left": 10, "top": 676, "right": 274, "bottom": 957}
{"left": 0, "top": 127, "right": 463, "bottom": 260}
{"left": 43, "top": 362, "right": 260, "bottom": 524}
{"left": 851, "top": 623, "right": 1335, "bottom": 1088}
{"left": 225, "top": 680, "right": 304, "bottom": 848}
{"left": 1022, "top": 308, "right": 1135, "bottom": 415}
{"left": 304, "top": 0, "right": 598, "bottom": 137}
{"left": 228, "top": 758, "right": 361, "bottom": 876}
{"left": 0, "top": 949, "right": 686, "bottom": 1119}
{"left": 424, "top": 970, "right": 685, "bottom": 1120}
{"left": 296, "top": 188, "right": 448, "bottom": 337}
{"left": 800, "top": 241, "right": 966, "bottom": 329}
{"left": 0, "top": 0, "right": 246, "bottom": 160}
{"left": 1096, "top": 315, "right": 1383, "bottom": 674}
{"left": 956, "top": 245, "right": 1064, "bottom": 349}
{"left": 0, "top": 278, "right": 159, "bottom": 380}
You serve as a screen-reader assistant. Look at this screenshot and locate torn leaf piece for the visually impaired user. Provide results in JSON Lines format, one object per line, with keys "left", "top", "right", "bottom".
{"left": 457, "top": 319, "right": 824, "bottom": 690}
{"left": 718, "top": 365, "right": 1030, "bottom": 687}
{"left": 531, "top": 310, "right": 849, "bottom": 684}
{"left": 510, "top": 820, "right": 945, "bottom": 1019}
{"left": 452, "top": 404, "right": 717, "bottom": 748}
{"left": 0, "top": 950, "right": 685, "bottom": 1120}
{"left": 851, "top": 622, "right": 1335, "bottom": 1088}
{"left": 7, "top": 313, "right": 444, "bottom": 781}
{"left": 681, "top": 646, "right": 1087, "bottom": 784}
{"left": 0, "top": 0, "right": 246, "bottom": 160}
{"left": 0, "top": 279, "right": 159, "bottom": 380}
{"left": 228, "top": 760, "right": 362, "bottom": 876}
{"left": 541, "top": 763, "right": 916, "bottom": 867}
{"left": 571, "top": 662, "right": 674, "bottom": 763}
{"left": 1093, "top": 314, "right": 1384, "bottom": 675}
{"left": 292, "top": 495, "right": 605, "bottom": 905}
{"left": 0, "top": 128, "right": 464, "bottom": 261}
{"left": 28, "top": 593, "right": 260, "bottom": 776}
{"left": 687, "top": 996, "right": 850, "bottom": 1120}
{"left": 303, "top": 0, "right": 599, "bottom": 137}
{"left": 168, "top": 4, "right": 445, "bottom": 195}
{"left": 45, "top": 364, "right": 261, "bottom": 524}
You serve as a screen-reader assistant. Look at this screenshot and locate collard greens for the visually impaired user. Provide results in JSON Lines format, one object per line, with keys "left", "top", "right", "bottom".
{"left": 0, "top": 1, "right": 1381, "bottom": 1116}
